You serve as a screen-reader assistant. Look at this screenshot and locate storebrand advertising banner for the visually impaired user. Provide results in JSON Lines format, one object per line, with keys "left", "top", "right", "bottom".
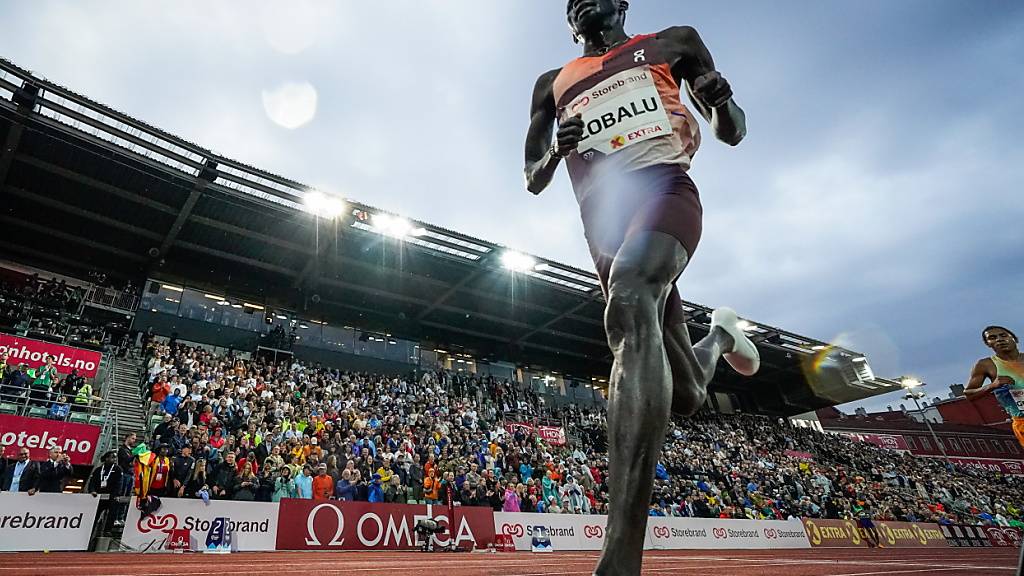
{"left": 0, "top": 414, "right": 101, "bottom": 465}
{"left": 802, "top": 518, "right": 947, "bottom": 548}
{"left": 495, "top": 514, "right": 808, "bottom": 551}
{"left": 276, "top": 500, "right": 496, "bottom": 551}
{"left": 495, "top": 512, "right": 607, "bottom": 551}
{"left": 123, "top": 498, "right": 278, "bottom": 551}
{"left": 645, "top": 517, "right": 811, "bottom": 550}
{"left": 0, "top": 492, "right": 100, "bottom": 551}
{"left": 0, "top": 334, "right": 103, "bottom": 377}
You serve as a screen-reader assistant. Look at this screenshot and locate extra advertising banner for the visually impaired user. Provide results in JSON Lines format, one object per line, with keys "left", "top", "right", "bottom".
{"left": 0, "top": 414, "right": 101, "bottom": 465}
{"left": 504, "top": 422, "right": 567, "bottom": 446}
{"left": 802, "top": 518, "right": 947, "bottom": 548}
{"left": 0, "top": 492, "right": 100, "bottom": 551}
{"left": 645, "top": 517, "right": 810, "bottom": 550}
{"left": 123, "top": 498, "right": 278, "bottom": 551}
{"left": 0, "top": 334, "right": 103, "bottom": 377}
{"left": 495, "top": 514, "right": 809, "bottom": 551}
{"left": 275, "top": 500, "right": 496, "bottom": 551}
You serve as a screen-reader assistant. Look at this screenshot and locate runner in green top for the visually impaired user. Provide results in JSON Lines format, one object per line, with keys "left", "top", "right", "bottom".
{"left": 966, "top": 326, "right": 1024, "bottom": 446}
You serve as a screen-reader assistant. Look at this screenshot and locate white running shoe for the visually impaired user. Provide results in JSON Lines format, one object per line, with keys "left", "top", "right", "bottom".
{"left": 710, "top": 307, "right": 760, "bottom": 376}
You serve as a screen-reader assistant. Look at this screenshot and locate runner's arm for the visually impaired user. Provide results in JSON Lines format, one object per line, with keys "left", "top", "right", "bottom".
{"left": 665, "top": 26, "right": 746, "bottom": 146}
{"left": 964, "top": 359, "right": 995, "bottom": 398}
{"left": 524, "top": 69, "right": 562, "bottom": 195}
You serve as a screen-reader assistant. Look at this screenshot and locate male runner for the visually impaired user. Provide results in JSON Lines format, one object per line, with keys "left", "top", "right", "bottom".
{"left": 523, "top": 2, "right": 759, "bottom": 574}
{"left": 966, "top": 326, "right": 1024, "bottom": 446}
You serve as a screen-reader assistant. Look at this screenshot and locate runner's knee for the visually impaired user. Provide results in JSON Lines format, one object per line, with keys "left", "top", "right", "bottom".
{"left": 605, "top": 277, "right": 665, "bottom": 344}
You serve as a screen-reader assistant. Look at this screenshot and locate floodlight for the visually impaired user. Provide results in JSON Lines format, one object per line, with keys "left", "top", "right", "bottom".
{"left": 900, "top": 377, "right": 923, "bottom": 389}
{"left": 305, "top": 191, "right": 346, "bottom": 219}
{"left": 501, "top": 251, "right": 536, "bottom": 272}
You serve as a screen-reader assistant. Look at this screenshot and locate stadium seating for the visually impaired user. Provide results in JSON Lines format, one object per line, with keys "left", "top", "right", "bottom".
{"left": 127, "top": 338, "right": 1024, "bottom": 528}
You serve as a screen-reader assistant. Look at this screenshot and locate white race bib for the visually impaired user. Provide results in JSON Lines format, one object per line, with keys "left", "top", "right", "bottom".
{"left": 563, "top": 65, "right": 672, "bottom": 156}
{"left": 1010, "top": 388, "right": 1024, "bottom": 411}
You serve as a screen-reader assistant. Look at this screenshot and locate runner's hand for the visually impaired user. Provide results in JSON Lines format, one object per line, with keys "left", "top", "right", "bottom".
{"left": 992, "top": 376, "right": 1014, "bottom": 389}
{"left": 692, "top": 71, "right": 733, "bottom": 109}
{"left": 553, "top": 114, "right": 585, "bottom": 158}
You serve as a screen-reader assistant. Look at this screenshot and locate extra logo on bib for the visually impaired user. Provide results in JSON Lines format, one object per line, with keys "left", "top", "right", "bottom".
{"left": 563, "top": 65, "right": 672, "bottom": 158}
{"left": 1010, "top": 388, "right": 1024, "bottom": 411}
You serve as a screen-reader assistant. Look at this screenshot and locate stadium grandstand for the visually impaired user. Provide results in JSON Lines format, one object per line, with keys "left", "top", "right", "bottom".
{"left": 1, "top": 57, "right": 1022, "bottom": 574}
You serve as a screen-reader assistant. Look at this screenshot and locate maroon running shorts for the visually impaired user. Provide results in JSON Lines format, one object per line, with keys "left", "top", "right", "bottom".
{"left": 579, "top": 164, "right": 703, "bottom": 328}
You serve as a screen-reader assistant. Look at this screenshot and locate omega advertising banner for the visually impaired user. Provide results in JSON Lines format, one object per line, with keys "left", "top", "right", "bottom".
{"left": 802, "top": 518, "right": 947, "bottom": 548}
{"left": 0, "top": 414, "right": 101, "bottom": 465}
{"left": 0, "top": 334, "right": 103, "bottom": 377}
{"left": 123, "top": 498, "right": 278, "bottom": 551}
{"left": 0, "top": 492, "right": 100, "bottom": 551}
{"left": 275, "top": 500, "right": 496, "bottom": 551}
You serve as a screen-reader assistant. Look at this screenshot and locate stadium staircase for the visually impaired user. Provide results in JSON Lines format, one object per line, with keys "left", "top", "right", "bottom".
{"left": 105, "top": 356, "right": 149, "bottom": 442}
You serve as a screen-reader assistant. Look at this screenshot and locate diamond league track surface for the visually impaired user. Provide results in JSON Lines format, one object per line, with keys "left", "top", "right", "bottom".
{"left": 0, "top": 549, "right": 1017, "bottom": 576}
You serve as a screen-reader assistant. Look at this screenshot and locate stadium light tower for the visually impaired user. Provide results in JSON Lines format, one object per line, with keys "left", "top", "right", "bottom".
{"left": 900, "top": 376, "right": 953, "bottom": 470}
{"left": 304, "top": 191, "right": 346, "bottom": 219}
{"left": 501, "top": 251, "right": 536, "bottom": 272}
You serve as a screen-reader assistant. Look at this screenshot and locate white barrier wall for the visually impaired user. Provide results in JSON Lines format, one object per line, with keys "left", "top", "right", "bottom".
{"left": 0, "top": 492, "right": 100, "bottom": 551}
{"left": 495, "top": 513, "right": 810, "bottom": 551}
{"left": 123, "top": 498, "right": 279, "bottom": 551}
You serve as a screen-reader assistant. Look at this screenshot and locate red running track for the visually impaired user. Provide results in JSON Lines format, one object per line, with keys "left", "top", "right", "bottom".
{"left": 0, "top": 548, "right": 1017, "bottom": 576}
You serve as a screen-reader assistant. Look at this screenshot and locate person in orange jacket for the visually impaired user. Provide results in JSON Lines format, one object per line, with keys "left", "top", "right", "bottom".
{"left": 311, "top": 463, "right": 334, "bottom": 500}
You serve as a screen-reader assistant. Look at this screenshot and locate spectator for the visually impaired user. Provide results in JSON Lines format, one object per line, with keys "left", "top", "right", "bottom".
{"left": 171, "top": 445, "right": 196, "bottom": 497}
{"left": 312, "top": 464, "right": 334, "bottom": 500}
{"left": 162, "top": 389, "right": 183, "bottom": 417}
{"left": 1, "top": 447, "right": 38, "bottom": 492}
{"left": 210, "top": 452, "right": 239, "bottom": 499}
{"left": 233, "top": 463, "right": 259, "bottom": 501}
{"left": 48, "top": 395, "right": 71, "bottom": 420}
{"left": 294, "top": 464, "right": 313, "bottom": 499}
{"left": 273, "top": 467, "right": 296, "bottom": 502}
{"left": 34, "top": 447, "right": 72, "bottom": 494}
{"left": 30, "top": 356, "right": 58, "bottom": 406}
{"left": 368, "top": 473, "right": 385, "bottom": 503}
{"left": 336, "top": 469, "right": 356, "bottom": 501}
{"left": 503, "top": 484, "right": 521, "bottom": 512}
{"left": 184, "top": 458, "right": 208, "bottom": 499}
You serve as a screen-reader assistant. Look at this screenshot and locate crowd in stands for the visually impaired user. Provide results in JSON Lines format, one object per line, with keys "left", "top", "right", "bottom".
{"left": 0, "top": 272, "right": 112, "bottom": 348}
{"left": 122, "top": 337, "right": 1024, "bottom": 529}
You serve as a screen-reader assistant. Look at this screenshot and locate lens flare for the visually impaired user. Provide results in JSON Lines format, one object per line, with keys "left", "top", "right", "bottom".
{"left": 262, "top": 82, "right": 318, "bottom": 129}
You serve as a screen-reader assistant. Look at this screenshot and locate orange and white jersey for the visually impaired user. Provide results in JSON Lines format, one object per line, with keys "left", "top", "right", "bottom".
{"left": 553, "top": 34, "right": 701, "bottom": 205}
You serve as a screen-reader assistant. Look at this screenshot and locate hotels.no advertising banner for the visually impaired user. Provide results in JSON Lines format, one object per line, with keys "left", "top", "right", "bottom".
{"left": 0, "top": 334, "right": 103, "bottom": 377}
{"left": 0, "top": 493, "right": 100, "bottom": 551}
{"left": 801, "top": 518, "right": 947, "bottom": 548}
{"left": 276, "top": 500, "right": 496, "bottom": 551}
{"left": 495, "top": 513, "right": 810, "bottom": 551}
{"left": 0, "top": 414, "right": 101, "bottom": 465}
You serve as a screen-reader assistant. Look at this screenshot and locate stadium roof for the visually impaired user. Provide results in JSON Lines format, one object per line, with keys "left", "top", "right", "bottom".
{"left": 0, "top": 58, "right": 901, "bottom": 415}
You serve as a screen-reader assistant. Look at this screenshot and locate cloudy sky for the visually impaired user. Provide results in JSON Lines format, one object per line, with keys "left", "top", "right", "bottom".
{"left": 2, "top": 0, "right": 1022, "bottom": 412}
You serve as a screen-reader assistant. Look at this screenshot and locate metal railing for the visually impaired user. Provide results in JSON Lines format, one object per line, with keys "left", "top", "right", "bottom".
{"left": 0, "top": 381, "right": 106, "bottom": 424}
{"left": 83, "top": 285, "right": 140, "bottom": 314}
